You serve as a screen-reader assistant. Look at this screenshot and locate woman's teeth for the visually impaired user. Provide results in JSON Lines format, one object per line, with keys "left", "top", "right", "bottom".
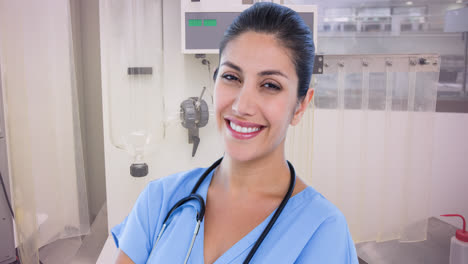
{"left": 230, "top": 121, "right": 260, "bottom": 133}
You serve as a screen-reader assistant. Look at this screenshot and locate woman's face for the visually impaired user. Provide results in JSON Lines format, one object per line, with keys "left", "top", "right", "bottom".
{"left": 214, "top": 31, "right": 311, "bottom": 162}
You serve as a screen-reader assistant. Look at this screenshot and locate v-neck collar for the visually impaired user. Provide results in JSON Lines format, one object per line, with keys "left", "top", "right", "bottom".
{"left": 189, "top": 169, "right": 314, "bottom": 264}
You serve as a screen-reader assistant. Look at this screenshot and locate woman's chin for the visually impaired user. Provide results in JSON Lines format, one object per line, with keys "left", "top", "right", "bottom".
{"left": 223, "top": 145, "right": 259, "bottom": 163}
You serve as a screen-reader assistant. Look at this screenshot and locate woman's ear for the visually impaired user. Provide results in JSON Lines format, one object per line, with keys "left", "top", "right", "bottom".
{"left": 291, "top": 88, "right": 314, "bottom": 126}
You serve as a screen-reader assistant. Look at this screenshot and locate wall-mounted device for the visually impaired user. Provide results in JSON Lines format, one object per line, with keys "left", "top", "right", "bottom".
{"left": 181, "top": 1, "right": 317, "bottom": 54}
{"left": 180, "top": 87, "right": 209, "bottom": 157}
{"left": 102, "top": 0, "right": 164, "bottom": 178}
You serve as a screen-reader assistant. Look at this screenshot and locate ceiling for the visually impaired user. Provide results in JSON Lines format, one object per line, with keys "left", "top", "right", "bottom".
{"left": 289, "top": 0, "right": 467, "bottom": 7}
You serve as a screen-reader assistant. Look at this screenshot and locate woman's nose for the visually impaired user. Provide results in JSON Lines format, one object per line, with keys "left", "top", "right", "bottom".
{"left": 232, "top": 82, "right": 256, "bottom": 116}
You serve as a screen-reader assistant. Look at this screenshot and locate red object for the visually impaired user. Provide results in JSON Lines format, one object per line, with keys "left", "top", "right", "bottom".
{"left": 441, "top": 214, "right": 468, "bottom": 242}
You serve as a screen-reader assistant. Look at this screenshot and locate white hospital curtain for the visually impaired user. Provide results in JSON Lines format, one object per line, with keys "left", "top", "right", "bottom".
{"left": 0, "top": 0, "right": 90, "bottom": 263}
{"left": 286, "top": 54, "right": 439, "bottom": 242}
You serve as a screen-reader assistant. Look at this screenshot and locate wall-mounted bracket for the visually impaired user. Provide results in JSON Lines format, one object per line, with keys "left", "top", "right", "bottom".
{"left": 180, "top": 87, "right": 209, "bottom": 156}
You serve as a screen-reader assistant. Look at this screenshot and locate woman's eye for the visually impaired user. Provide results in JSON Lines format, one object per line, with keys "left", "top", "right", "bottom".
{"left": 221, "top": 74, "right": 239, "bottom": 82}
{"left": 263, "top": 82, "right": 281, "bottom": 91}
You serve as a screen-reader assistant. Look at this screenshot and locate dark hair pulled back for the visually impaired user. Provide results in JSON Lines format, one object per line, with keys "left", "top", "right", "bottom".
{"left": 216, "top": 2, "right": 315, "bottom": 99}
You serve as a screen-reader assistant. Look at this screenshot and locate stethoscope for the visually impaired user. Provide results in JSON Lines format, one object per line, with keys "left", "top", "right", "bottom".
{"left": 147, "top": 157, "right": 296, "bottom": 264}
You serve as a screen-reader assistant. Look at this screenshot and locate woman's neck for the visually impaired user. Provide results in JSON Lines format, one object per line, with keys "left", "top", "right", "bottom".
{"left": 213, "top": 147, "right": 292, "bottom": 198}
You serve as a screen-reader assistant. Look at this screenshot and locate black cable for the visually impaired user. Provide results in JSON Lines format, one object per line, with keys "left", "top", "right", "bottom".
{"left": 16, "top": 247, "right": 20, "bottom": 264}
{"left": 16, "top": 248, "right": 45, "bottom": 264}
{"left": 0, "top": 170, "right": 14, "bottom": 218}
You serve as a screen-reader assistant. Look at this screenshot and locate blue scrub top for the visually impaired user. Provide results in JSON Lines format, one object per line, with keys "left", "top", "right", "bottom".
{"left": 112, "top": 167, "right": 358, "bottom": 264}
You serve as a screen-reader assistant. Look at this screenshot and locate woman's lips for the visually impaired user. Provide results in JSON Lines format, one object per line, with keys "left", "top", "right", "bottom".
{"left": 225, "top": 118, "right": 264, "bottom": 140}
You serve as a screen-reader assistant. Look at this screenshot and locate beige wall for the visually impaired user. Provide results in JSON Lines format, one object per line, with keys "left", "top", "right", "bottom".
{"left": 430, "top": 113, "right": 468, "bottom": 229}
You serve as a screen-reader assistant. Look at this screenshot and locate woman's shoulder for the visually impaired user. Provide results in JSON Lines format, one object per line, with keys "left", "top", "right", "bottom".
{"left": 287, "top": 186, "right": 352, "bottom": 242}
{"left": 259, "top": 186, "right": 357, "bottom": 263}
{"left": 294, "top": 186, "right": 345, "bottom": 222}
{"left": 280, "top": 186, "right": 358, "bottom": 263}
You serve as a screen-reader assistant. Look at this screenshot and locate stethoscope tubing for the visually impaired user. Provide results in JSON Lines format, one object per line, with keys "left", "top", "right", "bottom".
{"left": 190, "top": 157, "right": 223, "bottom": 194}
{"left": 163, "top": 194, "right": 206, "bottom": 223}
{"left": 147, "top": 157, "right": 296, "bottom": 264}
{"left": 242, "top": 160, "right": 295, "bottom": 263}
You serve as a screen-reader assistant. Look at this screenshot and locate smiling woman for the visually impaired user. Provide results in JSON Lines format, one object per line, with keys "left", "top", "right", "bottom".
{"left": 113, "top": 3, "right": 358, "bottom": 264}
{"left": 214, "top": 31, "right": 302, "bottom": 164}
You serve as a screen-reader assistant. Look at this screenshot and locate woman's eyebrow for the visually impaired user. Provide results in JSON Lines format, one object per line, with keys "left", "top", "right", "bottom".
{"left": 220, "top": 61, "right": 288, "bottom": 80}
{"left": 220, "top": 61, "right": 242, "bottom": 73}
{"left": 258, "top": 70, "right": 289, "bottom": 79}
